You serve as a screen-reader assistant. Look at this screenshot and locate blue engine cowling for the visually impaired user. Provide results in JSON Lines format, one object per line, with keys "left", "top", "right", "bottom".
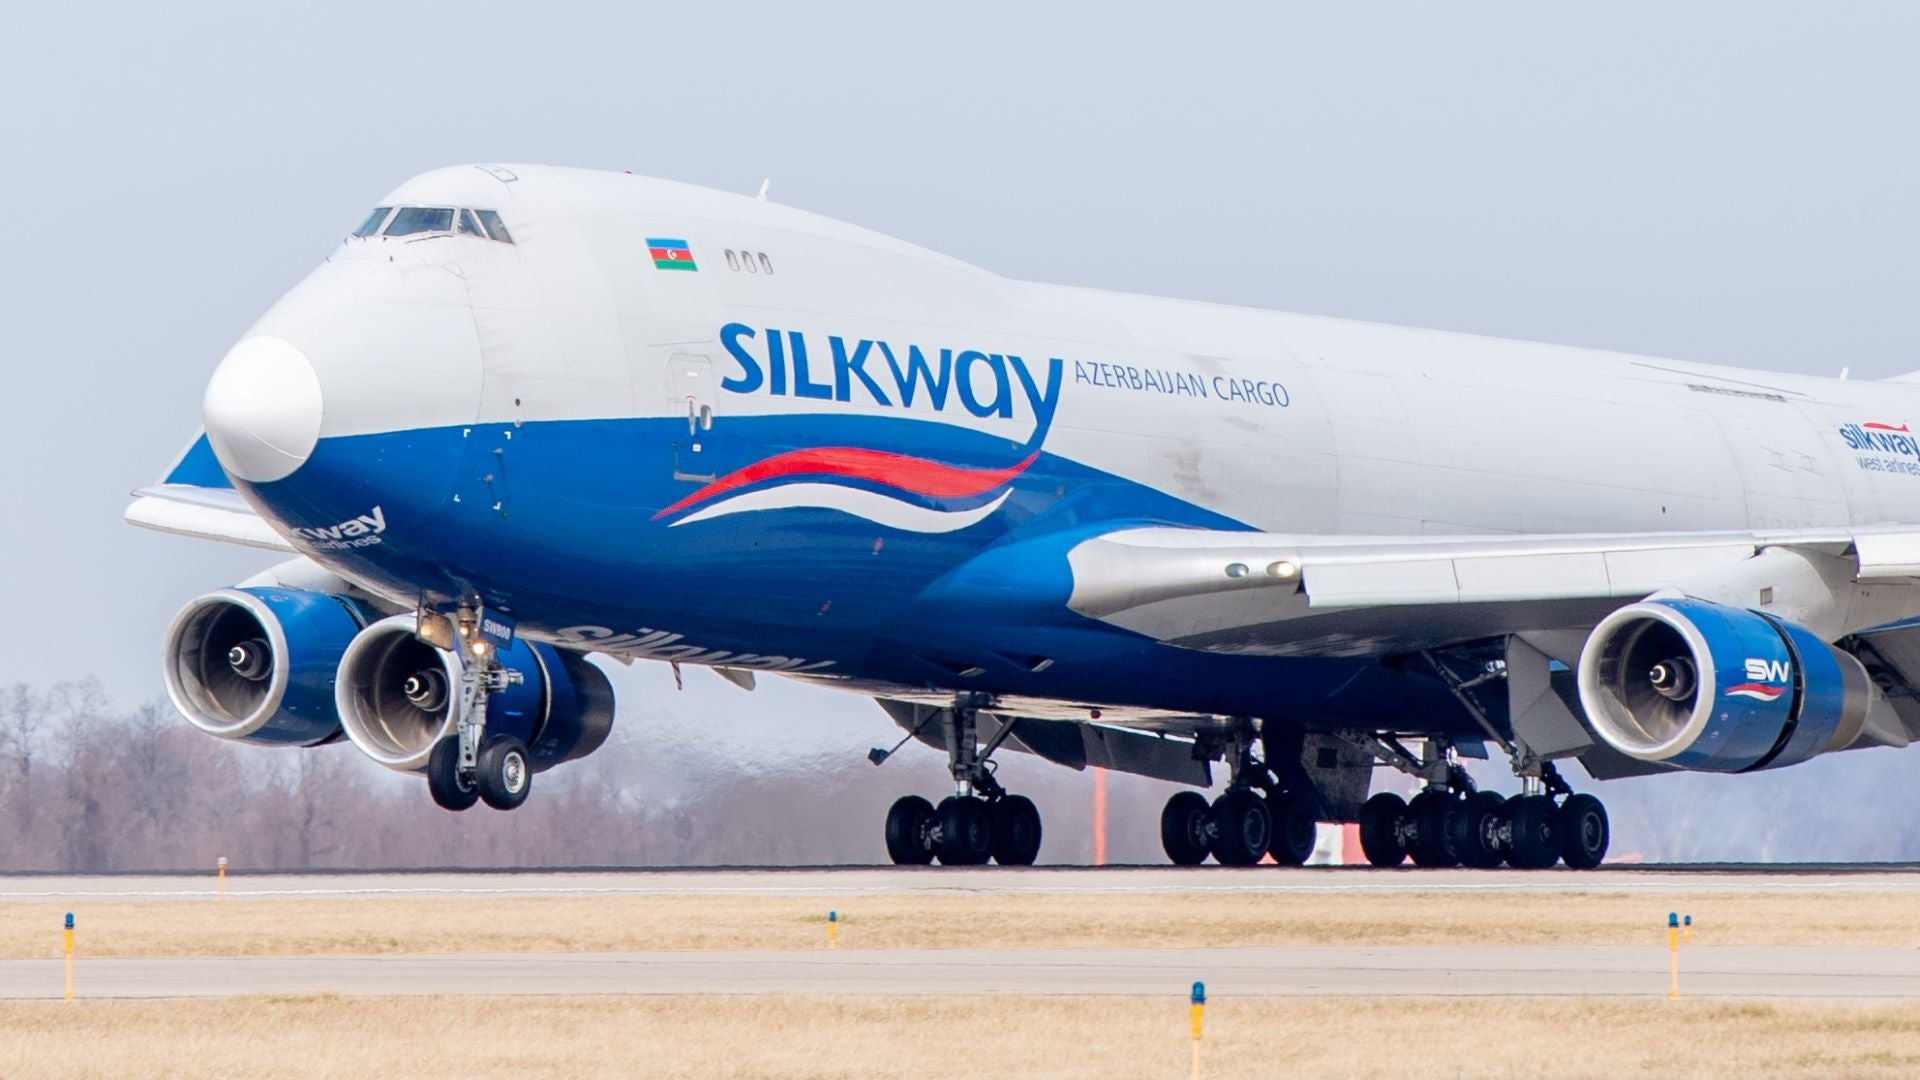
{"left": 1576, "top": 597, "right": 1874, "bottom": 772}
{"left": 162, "top": 587, "right": 370, "bottom": 746}
{"left": 334, "top": 614, "right": 615, "bottom": 773}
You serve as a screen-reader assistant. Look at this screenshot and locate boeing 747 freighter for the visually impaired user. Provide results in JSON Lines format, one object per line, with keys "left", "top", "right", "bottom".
{"left": 132, "top": 164, "right": 1920, "bottom": 869}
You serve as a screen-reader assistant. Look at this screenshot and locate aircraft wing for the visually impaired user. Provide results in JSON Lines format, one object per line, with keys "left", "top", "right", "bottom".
{"left": 123, "top": 433, "right": 293, "bottom": 553}
{"left": 1066, "top": 523, "right": 1920, "bottom": 660}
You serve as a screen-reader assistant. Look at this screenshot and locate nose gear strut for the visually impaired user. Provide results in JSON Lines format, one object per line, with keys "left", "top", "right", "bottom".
{"left": 424, "top": 602, "right": 531, "bottom": 813}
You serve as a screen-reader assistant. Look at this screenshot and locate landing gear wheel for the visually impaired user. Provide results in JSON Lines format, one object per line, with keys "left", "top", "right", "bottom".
{"left": 475, "top": 735, "right": 532, "bottom": 811}
{"left": 1448, "top": 791, "right": 1507, "bottom": 869}
{"left": 1504, "top": 794, "right": 1561, "bottom": 869}
{"left": 991, "top": 795, "right": 1043, "bottom": 866}
{"left": 884, "top": 795, "right": 937, "bottom": 865}
{"left": 1265, "top": 791, "right": 1318, "bottom": 867}
{"left": 1558, "top": 793, "right": 1610, "bottom": 869}
{"left": 1407, "top": 790, "right": 1460, "bottom": 868}
{"left": 1358, "top": 792, "right": 1408, "bottom": 867}
{"left": 935, "top": 795, "right": 994, "bottom": 866}
{"left": 1161, "top": 791, "right": 1213, "bottom": 866}
{"left": 1210, "top": 790, "right": 1273, "bottom": 867}
{"left": 425, "top": 738, "right": 479, "bottom": 812}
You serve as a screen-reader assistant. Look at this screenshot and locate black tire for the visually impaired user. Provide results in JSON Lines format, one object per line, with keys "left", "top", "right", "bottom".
{"left": 991, "top": 795, "right": 1043, "bottom": 866}
{"left": 1265, "top": 791, "right": 1318, "bottom": 867}
{"left": 884, "top": 795, "right": 937, "bottom": 865}
{"left": 1559, "top": 793, "right": 1610, "bottom": 869}
{"left": 1448, "top": 791, "right": 1506, "bottom": 869}
{"left": 475, "top": 734, "right": 532, "bottom": 811}
{"left": 935, "top": 795, "right": 994, "bottom": 866}
{"left": 1357, "top": 792, "right": 1408, "bottom": 867}
{"left": 1505, "top": 794, "right": 1561, "bottom": 869}
{"left": 1407, "top": 790, "right": 1460, "bottom": 868}
{"left": 1210, "top": 789, "right": 1273, "bottom": 867}
{"left": 1161, "top": 790, "right": 1213, "bottom": 866}
{"left": 426, "top": 738, "right": 479, "bottom": 812}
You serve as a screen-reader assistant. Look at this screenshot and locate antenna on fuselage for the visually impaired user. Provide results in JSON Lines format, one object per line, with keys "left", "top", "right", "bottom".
{"left": 756, "top": 178, "right": 771, "bottom": 202}
{"left": 1840, "top": 366, "right": 1851, "bottom": 381}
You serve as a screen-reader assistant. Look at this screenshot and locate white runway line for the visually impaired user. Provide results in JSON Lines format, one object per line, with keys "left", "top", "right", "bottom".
{"left": 3, "top": 866, "right": 1919, "bottom": 902}
{"left": 3, "top": 946, "right": 1917, "bottom": 1000}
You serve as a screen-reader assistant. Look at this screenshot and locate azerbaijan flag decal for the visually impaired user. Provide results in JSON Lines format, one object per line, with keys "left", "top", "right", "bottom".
{"left": 646, "top": 237, "right": 697, "bottom": 271}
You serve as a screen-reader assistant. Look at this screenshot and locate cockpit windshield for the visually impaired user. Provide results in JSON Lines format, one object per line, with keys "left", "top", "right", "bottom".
{"left": 348, "top": 206, "right": 515, "bottom": 244}
{"left": 384, "top": 207, "right": 455, "bottom": 237}
{"left": 352, "top": 207, "right": 393, "bottom": 238}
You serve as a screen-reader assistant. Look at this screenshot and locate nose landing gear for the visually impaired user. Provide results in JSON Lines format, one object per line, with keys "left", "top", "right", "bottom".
{"left": 422, "top": 604, "right": 530, "bottom": 814}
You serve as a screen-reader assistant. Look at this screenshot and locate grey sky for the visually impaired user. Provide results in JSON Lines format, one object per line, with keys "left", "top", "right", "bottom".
{"left": 4, "top": 2, "right": 1918, "bottom": 766}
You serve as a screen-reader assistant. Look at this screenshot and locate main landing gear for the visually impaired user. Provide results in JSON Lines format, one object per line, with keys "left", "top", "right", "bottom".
{"left": 1157, "top": 720, "right": 1320, "bottom": 868}
{"left": 425, "top": 605, "right": 532, "bottom": 813}
{"left": 883, "top": 696, "right": 1044, "bottom": 866}
{"left": 1355, "top": 762, "right": 1610, "bottom": 870}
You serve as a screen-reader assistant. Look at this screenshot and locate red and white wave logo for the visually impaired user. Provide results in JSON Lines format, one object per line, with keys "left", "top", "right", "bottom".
{"left": 1724, "top": 658, "right": 1790, "bottom": 702}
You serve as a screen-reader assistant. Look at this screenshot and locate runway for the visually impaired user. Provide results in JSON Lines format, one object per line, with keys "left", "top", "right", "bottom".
{"left": 2, "top": 945, "right": 1916, "bottom": 1000}
{"left": 3, "top": 864, "right": 1917, "bottom": 901}
{"left": 3, "top": 868, "right": 1916, "bottom": 1003}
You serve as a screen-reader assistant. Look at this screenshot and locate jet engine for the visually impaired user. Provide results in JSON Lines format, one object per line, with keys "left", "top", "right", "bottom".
{"left": 162, "top": 588, "right": 368, "bottom": 746}
{"left": 1577, "top": 597, "right": 1877, "bottom": 772}
{"left": 334, "top": 614, "right": 615, "bottom": 773}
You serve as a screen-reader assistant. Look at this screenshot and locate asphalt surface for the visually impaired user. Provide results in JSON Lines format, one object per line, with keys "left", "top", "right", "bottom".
{"left": 2, "top": 945, "right": 1915, "bottom": 1000}
{"left": 3, "top": 865, "right": 1919, "bottom": 901}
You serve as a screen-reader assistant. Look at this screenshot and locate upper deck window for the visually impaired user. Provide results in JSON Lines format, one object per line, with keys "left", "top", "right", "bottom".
{"left": 353, "top": 207, "right": 393, "bottom": 237}
{"left": 474, "top": 210, "right": 513, "bottom": 244}
{"left": 385, "top": 207, "right": 456, "bottom": 237}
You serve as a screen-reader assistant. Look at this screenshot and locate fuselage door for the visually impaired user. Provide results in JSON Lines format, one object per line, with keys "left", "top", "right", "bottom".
{"left": 669, "top": 352, "right": 720, "bottom": 481}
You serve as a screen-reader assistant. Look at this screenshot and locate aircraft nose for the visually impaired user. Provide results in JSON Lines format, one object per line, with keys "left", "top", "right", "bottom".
{"left": 202, "top": 336, "right": 323, "bottom": 484}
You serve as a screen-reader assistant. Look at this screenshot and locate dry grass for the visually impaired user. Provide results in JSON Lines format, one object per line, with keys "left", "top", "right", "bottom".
{"left": 3, "top": 889, "right": 1917, "bottom": 958}
{"left": 2, "top": 994, "right": 1918, "bottom": 1079}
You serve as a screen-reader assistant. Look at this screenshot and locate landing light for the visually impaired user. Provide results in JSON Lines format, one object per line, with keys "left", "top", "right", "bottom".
{"left": 1267, "top": 560, "right": 1299, "bottom": 580}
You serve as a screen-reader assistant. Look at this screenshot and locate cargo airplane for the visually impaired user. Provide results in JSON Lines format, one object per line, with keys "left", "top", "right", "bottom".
{"left": 131, "top": 164, "right": 1920, "bottom": 869}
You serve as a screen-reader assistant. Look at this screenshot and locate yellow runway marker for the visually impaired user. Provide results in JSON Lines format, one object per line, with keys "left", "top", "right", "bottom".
{"left": 62, "top": 913, "right": 73, "bottom": 1002}
{"left": 827, "top": 911, "right": 838, "bottom": 949}
{"left": 1189, "top": 980, "right": 1205, "bottom": 1079}
{"left": 1667, "top": 912, "right": 1680, "bottom": 1000}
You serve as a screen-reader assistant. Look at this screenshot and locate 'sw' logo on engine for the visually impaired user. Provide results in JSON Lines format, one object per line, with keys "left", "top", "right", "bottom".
{"left": 1727, "top": 657, "right": 1791, "bottom": 701}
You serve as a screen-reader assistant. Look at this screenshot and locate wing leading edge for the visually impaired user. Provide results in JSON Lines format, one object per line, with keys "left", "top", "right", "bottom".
{"left": 1066, "top": 524, "right": 1920, "bottom": 659}
{"left": 124, "top": 432, "right": 292, "bottom": 553}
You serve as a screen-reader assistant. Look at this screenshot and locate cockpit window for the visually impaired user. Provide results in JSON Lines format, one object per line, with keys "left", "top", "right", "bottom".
{"left": 351, "top": 205, "right": 514, "bottom": 243}
{"left": 475, "top": 210, "right": 514, "bottom": 244}
{"left": 385, "top": 207, "right": 456, "bottom": 237}
{"left": 353, "top": 207, "right": 393, "bottom": 237}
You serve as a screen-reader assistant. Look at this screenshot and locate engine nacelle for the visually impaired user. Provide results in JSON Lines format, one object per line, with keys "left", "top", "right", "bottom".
{"left": 1577, "top": 598, "right": 1875, "bottom": 772}
{"left": 335, "top": 614, "right": 615, "bottom": 773}
{"left": 163, "top": 588, "right": 367, "bottom": 746}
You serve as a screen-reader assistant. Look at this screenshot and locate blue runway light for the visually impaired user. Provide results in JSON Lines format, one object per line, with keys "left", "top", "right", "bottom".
{"left": 1668, "top": 912, "right": 1678, "bottom": 928}
{"left": 64, "top": 913, "right": 73, "bottom": 930}
{"left": 1191, "top": 981, "right": 1205, "bottom": 1006}
{"left": 829, "top": 911, "right": 837, "bottom": 923}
